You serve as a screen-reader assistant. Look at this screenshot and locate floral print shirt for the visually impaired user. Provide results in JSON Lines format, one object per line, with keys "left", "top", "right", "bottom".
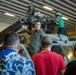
{"left": 0, "top": 49, "right": 36, "bottom": 75}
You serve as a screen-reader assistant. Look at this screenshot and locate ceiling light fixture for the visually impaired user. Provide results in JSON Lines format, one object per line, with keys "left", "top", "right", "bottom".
{"left": 62, "top": 17, "right": 68, "bottom": 20}
{"left": 4, "top": 13, "right": 15, "bottom": 17}
{"left": 42, "top": 6, "right": 53, "bottom": 11}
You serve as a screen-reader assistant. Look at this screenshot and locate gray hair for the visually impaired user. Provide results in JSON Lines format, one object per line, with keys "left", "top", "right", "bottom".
{"left": 3, "top": 31, "right": 20, "bottom": 47}
{"left": 41, "top": 36, "right": 53, "bottom": 48}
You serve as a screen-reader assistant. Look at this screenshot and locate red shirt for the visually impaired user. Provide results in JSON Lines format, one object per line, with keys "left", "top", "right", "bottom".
{"left": 32, "top": 51, "right": 66, "bottom": 75}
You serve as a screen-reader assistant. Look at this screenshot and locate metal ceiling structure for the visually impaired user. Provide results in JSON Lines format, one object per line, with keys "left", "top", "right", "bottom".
{"left": 0, "top": 0, "right": 76, "bottom": 33}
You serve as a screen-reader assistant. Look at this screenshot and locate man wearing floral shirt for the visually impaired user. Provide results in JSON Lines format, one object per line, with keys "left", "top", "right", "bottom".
{"left": 0, "top": 31, "right": 36, "bottom": 75}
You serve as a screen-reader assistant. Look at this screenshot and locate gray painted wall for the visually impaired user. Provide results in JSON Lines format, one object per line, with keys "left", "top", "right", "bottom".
{"left": 0, "top": 22, "right": 11, "bottom": 32}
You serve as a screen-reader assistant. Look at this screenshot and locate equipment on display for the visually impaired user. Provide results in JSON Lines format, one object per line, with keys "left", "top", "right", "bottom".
{"left": 19, "top": 3, "right": 76, "bottom": 64}
{"left": 46, "top": 34, "right": 76, "bottom": 64}
{"left": 20, "top": 3, "right": 57, "bottom": 31}
{"left": 20, "top": 12, "right": 56, "bottom": 31}
{"left": 18, "top": 33, "right": 76, "bottom": 62}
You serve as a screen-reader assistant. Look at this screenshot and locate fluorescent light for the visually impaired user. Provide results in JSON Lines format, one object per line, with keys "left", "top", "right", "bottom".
{"left": 42, "top": 6, "right": 53, "bottom": 11}
{"left": 62, "top": 17, "right": 68, "bottom": 20}
{"left": 4, "top": 13, "right": 15, "bottom": 17}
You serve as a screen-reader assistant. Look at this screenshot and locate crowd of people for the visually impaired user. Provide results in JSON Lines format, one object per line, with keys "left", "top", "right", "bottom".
{"left": 0, "top": 21, "right": 76, "bottom": 75}
{"left": 21, "top": 3, "right": 66, "bottom": 35}
{"left": 18, "top": 21, "right": 45, "bottom": 56}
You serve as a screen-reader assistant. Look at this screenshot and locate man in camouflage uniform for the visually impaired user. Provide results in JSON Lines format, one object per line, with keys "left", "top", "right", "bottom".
{"left": 17, "top": 24, "right": 30, "bottom": 46}
{"left": 26, "top": 21, "right": 45, "bottom": 55}
{"left": 17, "top": 24, "right": 31, "bottom": 57}
{"left": 27, "top": 3, "right": 35, "bottom": 16}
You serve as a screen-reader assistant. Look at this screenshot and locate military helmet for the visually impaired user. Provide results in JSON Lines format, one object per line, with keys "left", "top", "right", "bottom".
{"left": 28, "top": 3, "right": 33, "bottom": 7}
{"left": 55, "top": 13, "right": 62, "bottom": 17}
